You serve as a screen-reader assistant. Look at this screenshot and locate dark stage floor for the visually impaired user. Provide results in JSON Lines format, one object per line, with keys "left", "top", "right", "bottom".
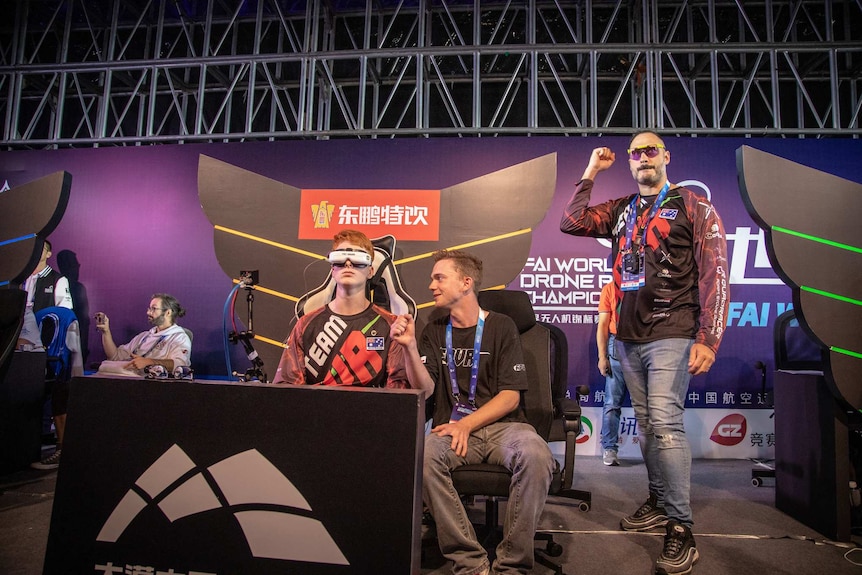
{"left": 3, "top": 455, "right": 862, "bottom": 575}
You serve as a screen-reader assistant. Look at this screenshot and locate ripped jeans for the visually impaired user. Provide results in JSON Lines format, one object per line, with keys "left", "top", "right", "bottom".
{"left": 616, "top": 337, "right": 694, "bottom": 526}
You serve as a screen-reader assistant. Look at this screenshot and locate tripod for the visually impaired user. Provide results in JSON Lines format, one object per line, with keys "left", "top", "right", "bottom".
{"left": 750, "top": 360, "right": 774, "bottom": 486}
{"left": 229, "top": 278, "right": 267, "bottom": 383}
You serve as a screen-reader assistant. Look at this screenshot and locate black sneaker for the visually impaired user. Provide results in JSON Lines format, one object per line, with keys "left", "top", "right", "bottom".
{"left": 620, "top": 492, "right": 669, "bottom": 531}
{"left": 655, "top": 520, "right": 699, "bottom": 574}
{"left": 31, "top": 448, "right": 62, "bottom": 470}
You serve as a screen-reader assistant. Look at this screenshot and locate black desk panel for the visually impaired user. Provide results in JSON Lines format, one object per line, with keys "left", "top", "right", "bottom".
{"left": 774, "top": 370, "right": 850, "bottom": 541}
{"left": 44, "top": 377, "right": 425, "bottom": 575}
{"left": 0, "top": 351, "right": 46, "bottom": 474}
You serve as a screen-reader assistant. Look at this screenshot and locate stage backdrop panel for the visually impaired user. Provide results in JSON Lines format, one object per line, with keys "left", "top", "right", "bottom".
{"left": 3, "top": 137, "right": 862, "bottom": 459}
{"left": 43, "top": 377, "right": 425, "bottom": 575}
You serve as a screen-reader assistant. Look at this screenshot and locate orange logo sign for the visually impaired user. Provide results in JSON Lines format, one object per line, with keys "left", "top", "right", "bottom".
{"left": 299, "top": 189, "right": 440, "bottom": 241}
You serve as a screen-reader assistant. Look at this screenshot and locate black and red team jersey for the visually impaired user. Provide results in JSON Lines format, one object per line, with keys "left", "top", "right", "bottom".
{"left": 273, "top": 303, "right": 409, "bottom": 388}
{"left": 560, "top": 179, "right": 729, "bottom": 353}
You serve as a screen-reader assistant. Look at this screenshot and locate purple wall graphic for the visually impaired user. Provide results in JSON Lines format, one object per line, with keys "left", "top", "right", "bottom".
{"left": 2, "top": 137, "right": 860, "bottom": 410}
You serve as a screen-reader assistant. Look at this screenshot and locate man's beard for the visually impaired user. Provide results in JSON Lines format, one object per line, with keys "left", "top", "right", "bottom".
{"left": 148, "top": 312, "right": 167, "bottom": 327}
{"left": 636, "top": 165, "right": 664, "bottom": 187}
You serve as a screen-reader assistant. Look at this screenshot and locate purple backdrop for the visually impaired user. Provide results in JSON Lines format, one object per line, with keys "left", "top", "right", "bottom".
{"left": 2, "top": 137, "right": 860, "bottom": 407}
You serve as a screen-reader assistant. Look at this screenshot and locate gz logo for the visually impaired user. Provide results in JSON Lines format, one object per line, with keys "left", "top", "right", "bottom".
{"left": 709, "top": 414, "right": 748, "bottom": 446}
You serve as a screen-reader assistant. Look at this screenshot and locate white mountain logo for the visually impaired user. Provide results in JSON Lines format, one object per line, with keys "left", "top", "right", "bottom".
{"left": 97, "top": 445, "right": 348, "bottom": 566}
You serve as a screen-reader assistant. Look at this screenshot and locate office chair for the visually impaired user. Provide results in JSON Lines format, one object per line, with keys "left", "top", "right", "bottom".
{"left": 34, "top": 307, "right": 83, "bottom": 438}
{"left": 0, "top": 289, "right": 27, "bottom": 384}
{"left": 773, "top": 308, "right": 826, "bottom": 373}
{"left": 449, "top": 289, "right": 591, "bottom": 574}
{"left": 35, "top": 307, "right": 82, "bottom": 384}
{"left": 751, "top": 308, "right": 827, "bottom": 487}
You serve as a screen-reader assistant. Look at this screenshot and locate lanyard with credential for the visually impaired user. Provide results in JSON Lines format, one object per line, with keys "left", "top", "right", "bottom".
{"left": 624, "top": 181, "right": 671, "bottom": 253}
{"left": 446, "top": 310, "right": 485, "bottom": 406}
{"left": 621, "top": 182, "right": 671, "bottom": 292}
{"left": 132, "top": 334, "right": 167, "bottom": 358}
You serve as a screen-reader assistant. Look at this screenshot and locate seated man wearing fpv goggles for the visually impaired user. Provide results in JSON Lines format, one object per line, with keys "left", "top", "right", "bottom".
{"left": 272, "top": 229, "right": 433, "bottom": 398}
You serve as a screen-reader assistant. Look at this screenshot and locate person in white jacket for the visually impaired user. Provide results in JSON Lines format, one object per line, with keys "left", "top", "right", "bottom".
{"left": 96, "top": 293, "right": 192, "bottom": 374}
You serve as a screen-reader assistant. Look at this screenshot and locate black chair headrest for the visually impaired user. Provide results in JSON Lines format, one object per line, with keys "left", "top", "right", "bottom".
{"left": 477, "top": 290, "right": 536, "bottom": 334}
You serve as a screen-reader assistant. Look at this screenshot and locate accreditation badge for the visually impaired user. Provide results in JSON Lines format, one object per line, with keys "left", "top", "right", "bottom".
{"left": 449, "top": 402, "right": 476, "bottom": 423}
{"left": 621, "top": 250, "right": 646, "bottom": 292}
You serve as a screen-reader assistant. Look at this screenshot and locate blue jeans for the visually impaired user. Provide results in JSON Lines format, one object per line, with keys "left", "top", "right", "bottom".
{"left": 423, "top": 421, "right": 554, "bottom": 575}
{"left": 601, "top": 334, "right": 628, "bottom": 452}
{"left": 616, "top": 337, "right": 694, "bottom": 526}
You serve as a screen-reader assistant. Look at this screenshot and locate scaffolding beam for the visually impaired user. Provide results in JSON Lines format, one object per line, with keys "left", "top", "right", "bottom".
{"left": 0, "top": 0, "right": 860, "bottom": 149}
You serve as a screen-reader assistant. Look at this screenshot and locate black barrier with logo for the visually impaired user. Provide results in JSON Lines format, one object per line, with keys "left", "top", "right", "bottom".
{"left": 44, "top": 377, "right": 425, "bottom": 575}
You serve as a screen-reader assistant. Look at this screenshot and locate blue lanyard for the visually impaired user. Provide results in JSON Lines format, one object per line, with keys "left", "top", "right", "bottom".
{"left": 624, "top": 182, "right": 671, "bottom": 252}
{"left": 446, "top": 310, "right": 485, "bottom": 404}
{"left": 133, "top": 333, "right": 167, "bottom": 357}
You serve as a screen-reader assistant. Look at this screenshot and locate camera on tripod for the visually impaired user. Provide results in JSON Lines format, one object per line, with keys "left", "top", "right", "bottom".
{"left": 239, "top": 269, "right": 259, "bottom": 287}
{"left": 229, "top": 269, "right": 267, "bottom": 383}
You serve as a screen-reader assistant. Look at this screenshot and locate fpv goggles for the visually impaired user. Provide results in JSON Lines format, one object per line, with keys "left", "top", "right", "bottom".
{"left": 327, "top": 249, "right": 373, "bottom": 268}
